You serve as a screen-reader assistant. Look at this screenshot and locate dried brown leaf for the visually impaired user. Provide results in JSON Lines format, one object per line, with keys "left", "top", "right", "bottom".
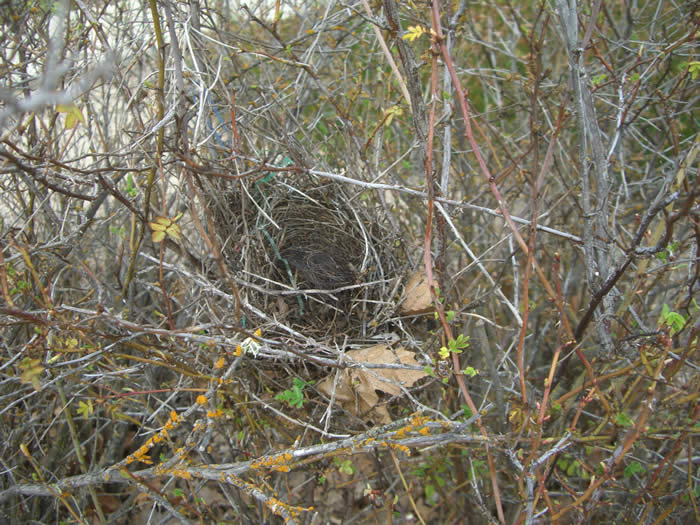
{"left": 400, "top": 272, "right": 433, "bottom": 314}
{"left": 318, "top": 344, "right": 428, "bottom": 423}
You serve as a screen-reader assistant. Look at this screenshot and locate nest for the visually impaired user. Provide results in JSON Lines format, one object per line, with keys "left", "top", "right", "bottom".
{"left": 209, "top": 171, "right": 400, "bottom": 340}
{"left": 273, "top": 199, "right": 359, "bottom": 290}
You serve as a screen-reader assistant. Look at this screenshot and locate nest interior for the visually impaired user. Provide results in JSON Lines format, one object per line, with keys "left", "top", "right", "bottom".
{"left": 210, "top": 172, "right": 401, "bottom": 340}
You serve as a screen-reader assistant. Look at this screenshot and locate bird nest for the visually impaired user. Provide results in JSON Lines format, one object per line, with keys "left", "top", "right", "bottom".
{"left": 209, "top": 171, "right": 399, "bottom": 341}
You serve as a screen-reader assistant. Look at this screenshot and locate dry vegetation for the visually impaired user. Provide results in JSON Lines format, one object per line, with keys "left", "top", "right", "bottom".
{"left": 1, "top": 0, "right": 698, "bottom": 523}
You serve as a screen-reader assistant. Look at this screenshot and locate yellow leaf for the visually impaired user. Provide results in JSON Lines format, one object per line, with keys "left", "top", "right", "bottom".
{"left": 151, "top": 216, "right": 170, "bottom": 228}
{"left": 149, "top": 214, "right": 183, "bottom": 243}
{"left": 77, "top": 400, "right": 94, "bottom": 419}
{"left": 19, "top": 357, "right": 43, "bottom": 391}
{"left": 402, "top": 25, "right": 427, "bottom": 42}
{"left": 384, "top": 105, "right": 403, "bottom": 127}
{"left": 56, "top": 104, "right": 85, "bottom": 129}
{"left": 166, "top": 222, "right": 182, "bottom": 241}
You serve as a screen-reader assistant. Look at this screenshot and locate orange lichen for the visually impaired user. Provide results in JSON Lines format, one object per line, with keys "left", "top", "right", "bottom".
{"left": 395, "top": 444, "right": 410, "bottom": 455}
{"left": 131, "top": 443, "right": 153, "bottom": 465}
{"left": 395, "top": 425, "right": 413, "bottom": 438}
{"left": 172, "top": 468, "right": 192, "bottom": 480}
{"left": 206, "top": 408, "right": 223, "bottom": 418}
{"left": 220, "top": 472, "right": 313, "bottom": 521}
{"left": 251, "top": 452, "right": 294, "bottom": 471}
{"left": 410, "top": 414, "right": 430, "bottom": 427}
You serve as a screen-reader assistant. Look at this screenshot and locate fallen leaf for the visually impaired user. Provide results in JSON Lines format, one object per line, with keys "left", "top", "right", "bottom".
{"left": 318, "top": 344, "right": 428, "bottom": 423}
{"left": 400, "top": 272, "right": 433, "bottom": 314}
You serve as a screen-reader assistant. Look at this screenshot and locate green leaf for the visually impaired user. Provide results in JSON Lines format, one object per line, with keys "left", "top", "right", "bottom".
{"left": 591, "top": 73, "right": 607, "bottom": 86}
{"left": 623, "top": 461, "right": 645, "bottom": 478}
{"left": 461, "top": 366, "right": 478, "bottom": 377}
{"left": 411, "top": 465, "right": 428, "bottom": 477}
{"left": 447, "top": 334, "right": 470, "bottom": 354}
{"left": 335, "top": 458, "right": 355, "bottom": 475}
{"left": 275, "top": 377, "right": 311, "bottom": 408}
{"left": 425, "top": 483, "right": 436, "bottom": 503}
{"left": 566, "top": 460, "right": 579, "bottom": 477}
{"left": 616, "top": 412, "right": 634, "bottom": 427}
{"left": 659, "top": 303, "right": 686, "bottom": 335}
{"left": 125, "top": 173, "right": 138, "bottom": 197}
